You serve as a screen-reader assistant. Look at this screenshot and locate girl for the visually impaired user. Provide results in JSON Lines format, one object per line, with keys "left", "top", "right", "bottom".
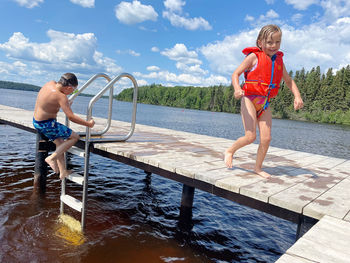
{"left": 224, "top": 24, "right": 303, "bottom": 178}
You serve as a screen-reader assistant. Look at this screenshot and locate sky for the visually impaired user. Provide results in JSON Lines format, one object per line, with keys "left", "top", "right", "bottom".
{"left": 0, "top": 0, "right": 350, "bottom": 94}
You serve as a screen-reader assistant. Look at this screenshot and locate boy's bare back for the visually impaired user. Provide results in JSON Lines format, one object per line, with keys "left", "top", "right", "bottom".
{"left": 34, "top": 81, "right": 68, "bottom": 121}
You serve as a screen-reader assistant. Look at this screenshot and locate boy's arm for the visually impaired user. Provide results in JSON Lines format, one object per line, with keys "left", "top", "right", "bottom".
{"left": 59, "top": 96, "right": 95, "bottom": 127}
{"left": 282, "top": 64, "right": 304, "bottom": 110}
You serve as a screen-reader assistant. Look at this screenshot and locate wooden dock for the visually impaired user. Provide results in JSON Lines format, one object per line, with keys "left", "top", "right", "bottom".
{"left": 1, "top": 104, "right": 350, "bottom": 262}
{"left": 276, "top": 215, "right": 350, "bottom": 262}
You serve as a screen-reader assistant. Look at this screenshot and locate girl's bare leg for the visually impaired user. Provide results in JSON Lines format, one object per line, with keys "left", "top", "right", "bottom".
{"left": 225, "top": 97, "right": 258, "bottom": 168}
{"left": 255, "top": 107, "right": 272, "bottom": 178}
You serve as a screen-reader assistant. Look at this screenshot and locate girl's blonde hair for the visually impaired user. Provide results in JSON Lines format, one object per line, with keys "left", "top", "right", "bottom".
{"left": 256, "top": 24, "right": 282, "bottom": 49}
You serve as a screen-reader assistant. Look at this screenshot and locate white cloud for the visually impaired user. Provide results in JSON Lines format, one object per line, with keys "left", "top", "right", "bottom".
{"left": 161, "top": 43, "right": 201, "bottom": 65}
{"left": 0, "top": 30, "right": 123, "bottom": 76}
{"left": 245, "top": 9, "right": 281, "bottom": 27}
{"left": 13, "top": 0, "right": 43, "bottom": 8}
{"left": 140, "top": 42, "right": 228, "bottom": 86}
{"left": 147, "top": 66, "right": 160, "bottom": 71}
{"left": 285, "top": 0, "right": 319, "bottom": 10}
{"left": 265, "top": 0, "right": 275, "bottom": 4}
{"left": 320, "top": 0, "right": 350, "bottom": 21}
{"left": 285, "top": 0, "right": 350, "bottom": 21}
{"left": 70, "top": 0, "right": 94, "bottom": 8}
{"left": 281, "top": 21, "right": 350, "bottom": 70}
{"left": 163, "top": 11, "right": 212, "bottom": 31}
{"left": 0, "top": 30, "right": 97, "bottom": 64}
{"left": 291, "top": 13, "right": 303, "bottom": 24}
{"left": 115, "top": 1, "right": 158, "bottom": 25}
{"left": 245, "top": 15, "right": 254, "bottom": 22}
{"left": 151, "top": 46, "right": 159, "bottom": 52}
{"left": 266, "top": 9, "right": 279, "bottom": 18}
{"left": 203, "top": 74, "right": 229, "bottom": 86}
{"left": 135, "top": 70, "right": 229, "bottom": 86}
{"left": 200, "top": 29, "right": 258, "bottom": 76}
{"left": 139, "top": 26, "right": 157, "bottom": 32}
{"left": 162, "top": 0, "right": 212, "bottom": 31}
{"left": 200, "top": 17, "right": 350, "bottom": 77}
{"left": 164, "top": 0, "right": 185, "bottom": 13}
{"left": 176, "top": 62, "right": 208, "bottom": 75}
{"left": 135, "top": 78, "right": 148, "bottom": 86}
{"left": 128, "top": 50, "right": 140, "bottom": 56}
{"left": 116, "top": 49, "right": 140, "bottom": 56}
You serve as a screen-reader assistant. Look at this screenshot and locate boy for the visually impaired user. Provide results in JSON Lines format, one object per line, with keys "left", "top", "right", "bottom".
{"left": 33, "top": 73, "right": 95, "bottom": 179}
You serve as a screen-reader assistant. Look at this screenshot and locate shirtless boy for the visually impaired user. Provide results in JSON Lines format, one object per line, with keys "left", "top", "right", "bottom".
{"left": 33, "top": 73, "right": 95, "bottom": 179}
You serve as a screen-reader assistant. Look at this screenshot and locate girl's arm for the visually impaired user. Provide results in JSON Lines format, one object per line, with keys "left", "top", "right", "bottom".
{"left": 282, "top": 64, "right": 304, "bottom": 110}
{"left": 232, "top": 53, "right": 257, "bottom": 99}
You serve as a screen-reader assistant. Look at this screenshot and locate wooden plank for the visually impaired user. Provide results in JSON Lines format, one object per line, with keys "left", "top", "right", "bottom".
{"left": 303, "top": 178, "right": 350, "bottom": 220}
{"left": 240, "top": 172, "right": 312, "bottom": 202}
{"left": 281, "top": 216, "right": 350, "bottom": 263}
{"left": 269, "top": 171, "right": 348, "bottom": 214}
{"left": 331, "top": 160, "right": 350, "bottom": 176}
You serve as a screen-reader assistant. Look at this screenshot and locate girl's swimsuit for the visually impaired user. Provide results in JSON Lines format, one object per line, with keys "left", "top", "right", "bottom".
{"left": 33, "top": 118, "right": 72, "bottom": 141}
{"left": 245, "top": 94, "right": 269, "bottom": 116}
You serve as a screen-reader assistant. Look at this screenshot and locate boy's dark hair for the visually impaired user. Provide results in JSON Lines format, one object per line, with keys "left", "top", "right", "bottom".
{"left": 58, "top": 73, "right": 78, "bottom": 87}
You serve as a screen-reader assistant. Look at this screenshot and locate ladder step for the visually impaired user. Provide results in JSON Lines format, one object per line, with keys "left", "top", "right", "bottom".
{"left": 67, "top": 146, "right": 85, "bottom": 157}
{"left": 60, "top": 194, "right": 82, "bottom": 212}
{"left": 66, "top": 172, "right": 84, "bottom": 185}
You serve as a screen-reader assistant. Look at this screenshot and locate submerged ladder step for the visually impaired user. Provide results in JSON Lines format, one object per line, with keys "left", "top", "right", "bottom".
{"left": 60, "top": 194, "right": 82, "bottom": 212}
{"left": 66, "top": 172, "right": 84, "bottom": 185}
{"left": 67, "top": 146, "right": 85, "bottom": 157}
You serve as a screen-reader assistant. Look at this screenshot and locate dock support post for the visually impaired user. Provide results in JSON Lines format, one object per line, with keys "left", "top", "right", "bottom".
{"left": 178, "top": 184, "right": 195, "bottom": 230}
{"left": 34, "top": 132, "right": 49, "bottom": 193}
{"left": 296, "top": 215, "right": 318, "bottom": 240}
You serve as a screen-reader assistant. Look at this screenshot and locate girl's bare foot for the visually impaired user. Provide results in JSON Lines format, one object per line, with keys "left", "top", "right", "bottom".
{"left": 224, "top": 150, "right": 234, "bottom": 168}
{"left": 254, "top": 169, "right": 271, "bottom": 179}
{"left": 59, "top": 170, "right": 73, "bottom": 180}
{"left": 45, "top": 156, "right": 59, "bottom": 174}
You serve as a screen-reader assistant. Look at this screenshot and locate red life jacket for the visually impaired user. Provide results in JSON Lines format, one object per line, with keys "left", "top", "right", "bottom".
{"left": 242, "top": 47, "right": 284, "bottom": 98}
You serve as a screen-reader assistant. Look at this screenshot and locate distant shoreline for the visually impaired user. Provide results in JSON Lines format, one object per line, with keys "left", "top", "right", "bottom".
{"left": 0, "top": 80, "right": 41, "bottom": 92}
{"left": 0, "top": 81, "right": 94, "bottom": 98}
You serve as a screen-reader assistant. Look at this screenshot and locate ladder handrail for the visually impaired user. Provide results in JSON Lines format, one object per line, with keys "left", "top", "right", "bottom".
{"left": 66, "top": 73, "right": 112, "bottom": 137}
{"left": 85, "top": 72, "right": 138, "bottom": 143}
{"left": 68, "top": 73, "right": 111, "bottom": 102}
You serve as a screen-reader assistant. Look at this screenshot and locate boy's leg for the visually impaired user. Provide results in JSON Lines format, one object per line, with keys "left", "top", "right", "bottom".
{"left": 53, "top": 138, "right": 74, "bottom": 180}
{"left": 57, "top": 153, "right": 72, "bottom": 180}
{"left": 45, "top": 132, "right": 80, "bottom": 176}
{"left": 225, "top": 97, "right": 258, "bottom": 168}
{"left": 255, "top": 107, "right": 272, "bottom": 178}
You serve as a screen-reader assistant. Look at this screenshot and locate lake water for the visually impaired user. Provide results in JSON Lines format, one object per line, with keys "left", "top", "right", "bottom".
{"left": 0, "top": 88, "right": 349, "bottom": 262}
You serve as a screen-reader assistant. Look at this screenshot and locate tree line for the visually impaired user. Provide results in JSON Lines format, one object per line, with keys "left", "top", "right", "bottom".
{"left": 0, "top": 80, "right": 40, "bottom": 92}
{"left": 117, "top": 65, "right": 350, "bottom": 125}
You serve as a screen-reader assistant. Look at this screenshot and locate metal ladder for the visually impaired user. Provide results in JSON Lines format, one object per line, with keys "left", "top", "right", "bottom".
{"left": 60, "top": 73, "right": 138, "bottom": 231}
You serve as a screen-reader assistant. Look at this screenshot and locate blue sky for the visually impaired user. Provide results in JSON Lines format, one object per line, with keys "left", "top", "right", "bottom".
{"left": 0, "top": 0, "right": 349, "bottom": 93}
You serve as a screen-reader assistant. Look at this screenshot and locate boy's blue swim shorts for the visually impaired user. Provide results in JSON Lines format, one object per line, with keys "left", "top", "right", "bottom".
{"left": 33, "top": 118, "right": 72, "bottom": 141}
